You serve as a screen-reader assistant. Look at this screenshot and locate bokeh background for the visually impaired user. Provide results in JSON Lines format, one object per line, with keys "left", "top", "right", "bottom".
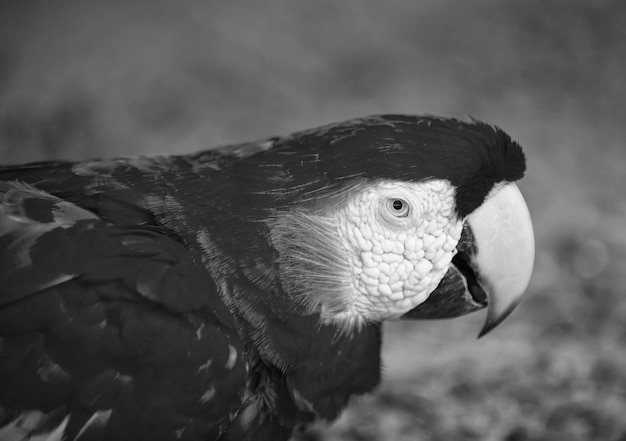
{"left": 1, "top": 1, "right": 625, "bottom": 440}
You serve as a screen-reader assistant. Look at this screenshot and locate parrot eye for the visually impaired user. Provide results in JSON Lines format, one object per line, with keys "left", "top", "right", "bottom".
{"left": 386, "top": 198, "right": 410, "bottom": 217}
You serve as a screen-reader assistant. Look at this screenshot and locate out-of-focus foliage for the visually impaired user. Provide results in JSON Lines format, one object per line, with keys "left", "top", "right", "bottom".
{"left": 1, "top": 1, "right": 625, "bottom": 439}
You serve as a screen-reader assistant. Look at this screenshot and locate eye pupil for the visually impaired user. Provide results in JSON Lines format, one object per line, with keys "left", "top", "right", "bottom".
{"left": 386, "top": 198, "right": 409, "bottom": 218}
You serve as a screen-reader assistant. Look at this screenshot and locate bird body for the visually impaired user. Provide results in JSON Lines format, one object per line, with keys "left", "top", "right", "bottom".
{"left": 0, "top": 115, "right": 534, "bottom": 440}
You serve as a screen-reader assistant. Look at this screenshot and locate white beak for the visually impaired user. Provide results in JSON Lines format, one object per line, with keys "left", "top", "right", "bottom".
{"left": 466, "top": 183, "right": 535, "bottom": 337}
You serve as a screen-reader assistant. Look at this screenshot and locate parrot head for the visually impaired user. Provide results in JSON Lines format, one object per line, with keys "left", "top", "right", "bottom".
{"left": 216, "top": 115, "right": 534, "bottom": 335}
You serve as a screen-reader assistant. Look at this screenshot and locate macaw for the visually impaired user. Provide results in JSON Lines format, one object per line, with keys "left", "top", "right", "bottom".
{"left": 0, "top": 115, "right": 534, "bottom": 440}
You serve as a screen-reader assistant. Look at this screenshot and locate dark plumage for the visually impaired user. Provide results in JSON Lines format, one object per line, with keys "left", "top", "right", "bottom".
{"left": 0, "top": 115, "right": 534, "bottom": 440}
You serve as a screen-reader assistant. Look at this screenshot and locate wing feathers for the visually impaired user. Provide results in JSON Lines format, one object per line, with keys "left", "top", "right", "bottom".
{"left": 0, "top": 182, "right": 246, "bottom": 440}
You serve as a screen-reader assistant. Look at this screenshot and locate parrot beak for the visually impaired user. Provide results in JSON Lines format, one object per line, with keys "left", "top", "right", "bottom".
{"left": 401, "top": 183, "right": 535, "bottom": 337}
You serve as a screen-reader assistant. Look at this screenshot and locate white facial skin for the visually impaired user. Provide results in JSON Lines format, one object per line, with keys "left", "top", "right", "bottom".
{"left": 270, "top": 178, "right": 464, "bottom": 329}
{"left": 330, "top": 179, "right": 463, "bottom": 323}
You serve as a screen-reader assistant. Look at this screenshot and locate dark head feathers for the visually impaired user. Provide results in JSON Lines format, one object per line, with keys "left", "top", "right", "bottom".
{"left": 224, "top": 114, "right": 526, "bottom": 218}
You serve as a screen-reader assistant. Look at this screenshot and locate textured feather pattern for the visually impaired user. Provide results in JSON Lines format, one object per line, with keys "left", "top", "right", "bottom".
{"left": 0, "top": 182, "right": 246, "bottom": 440}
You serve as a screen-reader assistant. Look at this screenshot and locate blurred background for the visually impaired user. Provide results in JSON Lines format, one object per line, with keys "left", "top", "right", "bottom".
{"left": 1, "top": 1, "right": 625, "bottom": 439}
